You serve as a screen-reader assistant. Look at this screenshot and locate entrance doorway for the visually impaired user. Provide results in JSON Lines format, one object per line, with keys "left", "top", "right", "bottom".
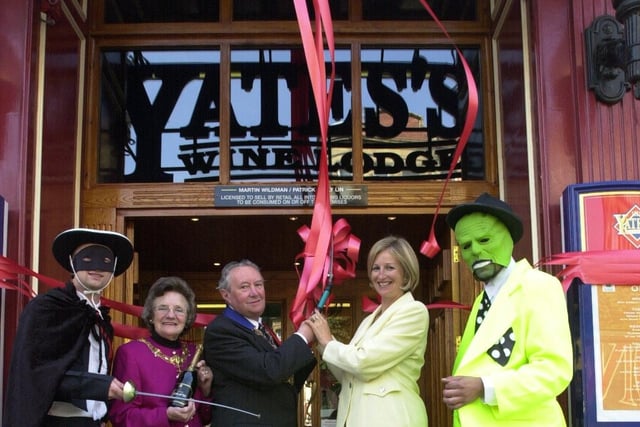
{"left": 130, "top": 213, "right": 447, "bottom": 303}
{"left": 127, "top": 212, "right": 457, "bottom": 426}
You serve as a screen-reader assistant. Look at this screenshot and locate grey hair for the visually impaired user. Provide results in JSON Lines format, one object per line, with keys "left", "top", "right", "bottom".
{"left": 217, "top": 259, "right": 261, "bottom": 290}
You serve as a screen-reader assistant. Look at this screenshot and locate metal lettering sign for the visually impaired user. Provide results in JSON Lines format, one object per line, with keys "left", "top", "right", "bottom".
{"left": 214, "top": 185, "right": 367, "bottom": 207}
{"left": 101, "top": 47, "right": 484, "bottom": 184}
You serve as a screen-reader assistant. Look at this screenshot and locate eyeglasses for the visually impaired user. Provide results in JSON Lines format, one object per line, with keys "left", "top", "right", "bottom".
{"left": 154, "top": 305, "right": 187, "bottom": 317}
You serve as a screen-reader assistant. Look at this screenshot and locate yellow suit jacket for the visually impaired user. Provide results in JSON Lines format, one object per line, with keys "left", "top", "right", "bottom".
{"left": 323, "top": 292, "right": 429, "bottom": 427}
{"left": 453, "top": 259, "right": 573, "bottom": 427}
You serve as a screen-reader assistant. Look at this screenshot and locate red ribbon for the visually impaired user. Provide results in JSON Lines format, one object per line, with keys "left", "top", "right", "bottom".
{"left": 536, "top": 249, "right": 640, "bottom": 292}
{"left": 362, "top": 295, "right": 471, "bottom": 313}
{"left": 417, "top": 0, "right": 479, "bottom": 259}
{"left": 290, "top": 0, "right": 360, "bottom": 327}
{"left": 364, "top": 249, "right": 640, "bottom": 312}
{"left": 0, "top": 257, "right": 40, "bottom": 299}
{"left": 293, "top": 219, "right": 360, "bottom": 322}
{"left": 0, "top": 256, "right": 215, "bottom": 340}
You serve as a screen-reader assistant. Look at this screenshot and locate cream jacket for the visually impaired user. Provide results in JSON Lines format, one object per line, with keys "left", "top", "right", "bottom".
{"left": 323, "top": 292, "right": 429, "bottom": 427}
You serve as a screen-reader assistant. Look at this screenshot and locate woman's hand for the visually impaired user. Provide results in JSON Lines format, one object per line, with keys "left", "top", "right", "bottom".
{"left": 306, "top": 310, "right": 334, "bottom": 351}
{"left": 167, "top": 401, "right": 197, "bottom": 422}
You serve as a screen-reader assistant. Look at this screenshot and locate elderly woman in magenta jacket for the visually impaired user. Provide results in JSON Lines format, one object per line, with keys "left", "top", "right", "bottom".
{"left": 306, "top": 235, "right": 429, "bottom": 427}
{"left": 109, "top": 277, "right": 213, "bottom": 427}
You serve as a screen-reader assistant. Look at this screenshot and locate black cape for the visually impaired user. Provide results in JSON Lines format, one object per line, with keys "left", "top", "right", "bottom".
{"left": 3, "top": 281, "right": 113, "bottom": 427}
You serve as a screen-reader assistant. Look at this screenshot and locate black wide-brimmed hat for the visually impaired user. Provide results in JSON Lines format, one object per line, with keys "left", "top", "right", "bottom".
{"left": 445, "top": 192, "right": 523, "bottom": 243}
{"left": 52, "top": 228, "right": 134, "bottom": 276}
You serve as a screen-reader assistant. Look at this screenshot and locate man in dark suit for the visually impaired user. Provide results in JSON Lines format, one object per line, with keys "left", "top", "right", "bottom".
{"left": 204, "top": 259, "right": 317, "bottom": 426}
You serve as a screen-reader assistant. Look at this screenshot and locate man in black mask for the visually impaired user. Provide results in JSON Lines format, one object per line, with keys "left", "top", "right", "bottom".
{"left": 4, "top": 228, "right": 134, "bottom": 427}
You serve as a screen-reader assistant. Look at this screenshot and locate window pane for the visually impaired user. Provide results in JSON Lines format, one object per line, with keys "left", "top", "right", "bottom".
{"left": 99, "top": 49, "right": 222, "bottom": 183}
{"left": 360, "top": 47, "right": 484, "bottom": 181}
{"left": 229, "top": 47, "right": 353, "bottom": 182}
{"left": 233, "top": 0, "right": 348, "bottom": 21}
{"left": 104, "top": 0, "right": 219, "bottom": 23}
{"left": 362, "top": 0, "right": 477, "bottom": 21}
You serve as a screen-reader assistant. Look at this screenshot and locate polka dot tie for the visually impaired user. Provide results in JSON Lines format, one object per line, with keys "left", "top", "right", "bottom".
{"left": 475, "top": 291, "right": 515, "bottom": 366}
{"left": 487, "top": 327, "right": 515, "bottom": 366}
{"left": 475, "top": 291, "right": 492, "bottom": 333}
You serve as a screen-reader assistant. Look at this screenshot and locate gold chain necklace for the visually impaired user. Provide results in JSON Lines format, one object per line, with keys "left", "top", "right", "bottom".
{"left": 140, "top": 338, "right": 189, "bottom": 378}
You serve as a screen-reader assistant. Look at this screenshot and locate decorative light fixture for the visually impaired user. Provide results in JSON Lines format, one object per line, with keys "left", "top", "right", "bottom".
{"left": 585, "top": 0, "right": 640, "bottom": 104}
{"left": 197, "top": 303, "right": 227, "bottom": 310}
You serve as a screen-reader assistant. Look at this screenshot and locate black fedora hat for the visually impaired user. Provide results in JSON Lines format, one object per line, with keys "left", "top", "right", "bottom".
{"left": 445, "top": 192, "right": 523, "bottom": 243}
{"left": 52, "top": 228, "right": 134, "bottom": 276}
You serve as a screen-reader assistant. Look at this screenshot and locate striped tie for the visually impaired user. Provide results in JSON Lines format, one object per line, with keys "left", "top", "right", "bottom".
{"left": 258, "top": 323, "right": 277, "bottom": 348}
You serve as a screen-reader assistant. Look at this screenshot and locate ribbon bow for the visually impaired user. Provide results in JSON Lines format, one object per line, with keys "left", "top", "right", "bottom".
{"left": 291, "top": 218, "right": 360, "bottom": 326}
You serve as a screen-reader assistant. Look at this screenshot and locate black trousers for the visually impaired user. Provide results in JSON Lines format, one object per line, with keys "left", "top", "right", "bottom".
{"left": 44, "top": 415, "right": 102, "bottom": 427}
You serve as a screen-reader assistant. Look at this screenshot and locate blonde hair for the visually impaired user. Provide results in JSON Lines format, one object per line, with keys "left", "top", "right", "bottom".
{"left": 367, "top": 235, "right": 420, "bottom": 292}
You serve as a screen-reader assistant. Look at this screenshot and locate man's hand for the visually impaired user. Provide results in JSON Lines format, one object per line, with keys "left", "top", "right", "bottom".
{"left": 108, "top": 377, "right": 125, "bottom": 400}
{"left": 441, "top": 376, "right": 484, "bottom": 409}
{"left": 297, "top": 321, "right": 316, "bottom": 344}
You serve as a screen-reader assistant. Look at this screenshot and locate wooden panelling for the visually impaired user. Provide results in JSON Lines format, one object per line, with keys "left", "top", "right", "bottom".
{"left": 493, "top": 0, "right": 534, "bottom": 263}
{"left": 39, "top": 0, "right": 87, "bottom": 282}
{"left": 81, "top": 181, "right": 495, "bottom": 211}
{"left": 0, "top": 0, "right": 38, "bottom": 407}
{"left": 532, "top": 0, "right": 640, "bottom": 261}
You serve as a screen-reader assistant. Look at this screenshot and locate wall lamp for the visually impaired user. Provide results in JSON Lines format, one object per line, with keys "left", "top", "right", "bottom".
{"left": 585, "top": 0, "right": 640, "bottom": 104}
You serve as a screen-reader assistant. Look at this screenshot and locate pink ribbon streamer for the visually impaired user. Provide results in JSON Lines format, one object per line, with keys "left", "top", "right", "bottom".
{"left": 363, "top": 249, "right": 640, "bottom": 313}
{"left": 417, "top": 0, "right": 479, "bottom": 259}
{"left": 290, "top": 0, "right": 359, "bottom": 327}
{"left": 0, "top": 256, "right": 215, "bottom": 339}
{"left": 362, "top": 295, "right": 471, "bottom": 313}
{"left": 536, "top": 249, "right": 640, "bottom": 292}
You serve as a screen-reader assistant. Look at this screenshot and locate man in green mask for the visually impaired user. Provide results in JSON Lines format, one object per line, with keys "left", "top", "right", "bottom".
{"left": 441, "top": 193, "right": 573, "bottom": 427}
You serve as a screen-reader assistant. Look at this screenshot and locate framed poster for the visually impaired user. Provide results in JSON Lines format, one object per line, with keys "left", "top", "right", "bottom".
{"left": 562, "top": 181, "right": 640, "bottom": 426}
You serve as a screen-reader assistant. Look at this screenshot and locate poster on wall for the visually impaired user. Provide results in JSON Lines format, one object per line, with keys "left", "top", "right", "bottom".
{"left": 562, "top": 182, "right": 640, "bottom": 426}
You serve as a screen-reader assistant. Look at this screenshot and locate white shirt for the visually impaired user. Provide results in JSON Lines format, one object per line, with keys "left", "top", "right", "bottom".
{"left": 481, "top": 258, "right": 516, "bottom": 405}
{"left": 48, "top": 292, "right": 108, "bottom": 420}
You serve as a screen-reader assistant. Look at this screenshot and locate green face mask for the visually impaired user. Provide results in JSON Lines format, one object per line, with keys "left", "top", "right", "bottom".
{"left": 454, "top": 212, "right": 514, "bottom": 281}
